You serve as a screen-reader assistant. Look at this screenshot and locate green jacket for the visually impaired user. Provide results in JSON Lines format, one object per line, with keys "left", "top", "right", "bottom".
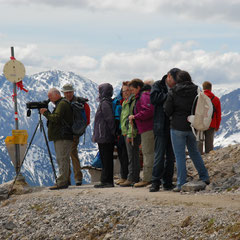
{"left": 43, "top": 98, "right": 73, "bottom": 141}
{"left": 120, "top": 94, "right": 138, "bottom": 138}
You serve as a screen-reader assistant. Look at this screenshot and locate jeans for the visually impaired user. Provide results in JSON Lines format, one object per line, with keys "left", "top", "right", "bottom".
{"left": 170, "top": 129, "right": 209, "bottom": 189}
{"left": 151, "top": 132, "right": 175, "bottom": 187}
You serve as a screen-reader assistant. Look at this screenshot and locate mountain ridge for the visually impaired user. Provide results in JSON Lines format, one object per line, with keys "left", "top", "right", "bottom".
{"left": 0, "top": 70, "right": 240, "bottom": 186}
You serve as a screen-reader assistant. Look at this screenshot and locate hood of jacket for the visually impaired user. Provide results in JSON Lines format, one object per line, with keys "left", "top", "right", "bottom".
{"left": 171, "top": 81, "right": 198, "bottom": 98}
{"left": 98, "top": 83, "right": 113, "bottom": 100}
{"left": 136, "top": 84, "right": 151, "bottom": 99}
{"left": 141, "top": 84, "right": 151, "bottom": 92}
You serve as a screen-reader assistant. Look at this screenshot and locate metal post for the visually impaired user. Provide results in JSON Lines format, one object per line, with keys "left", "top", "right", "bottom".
{"left": 11, "top": 47, "right": 21, "bottom": 176}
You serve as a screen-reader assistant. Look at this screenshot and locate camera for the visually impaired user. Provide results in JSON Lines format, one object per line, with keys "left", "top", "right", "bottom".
{"left": 26, "top": 99, "right": 50, "bottom": 117}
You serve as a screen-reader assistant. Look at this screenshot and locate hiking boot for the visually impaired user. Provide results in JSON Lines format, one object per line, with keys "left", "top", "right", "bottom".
{"left": 134, "top": 181, "right": 151, "bottom": 188}
{"left": 115, "top": 178, "right": 126, "bottom": 185}
{"left": 94, "top": 183, "right": 114, "bottom": 188}
{"left": 49, "top": 184, "right": 68, "bottom": 190}
{"left": 120, "top": 180, "right": 134, "bottom": 187}
{"left": 198, "top": 179, "right": 210, "bottom": 185}
{"left": 204, "top": 179, "right": 210, "bottom": 185}
{"left": 76, "top": 181, "right": 82, "bottom": 186}
{"left": 173, "top": 187, "right": 181, "bottom": 192}
{"left": 149, "top": 184, "right": 160, "bottom": 192}
{"left": 163, "top": 184, "right": 175, "bottom": 191}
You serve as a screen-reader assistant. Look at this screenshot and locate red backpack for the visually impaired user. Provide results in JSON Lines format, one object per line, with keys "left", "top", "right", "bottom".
{"left": 84, "top": 102, "right": 90, "bottom": 125}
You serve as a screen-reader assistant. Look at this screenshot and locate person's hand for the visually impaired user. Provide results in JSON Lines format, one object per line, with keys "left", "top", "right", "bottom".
{"left": 40, "top": 108, "right": 47, "bottom": 114}
{"left": 128, "top": 115, "right": 135, "bottom": 124}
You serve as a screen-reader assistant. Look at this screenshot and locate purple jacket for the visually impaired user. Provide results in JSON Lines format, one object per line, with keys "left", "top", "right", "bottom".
{"left": 134, "top": 86, "right": 154, "bottom": 134}
{"left": 92, "top": 83, "right": 116, "bottom": 143}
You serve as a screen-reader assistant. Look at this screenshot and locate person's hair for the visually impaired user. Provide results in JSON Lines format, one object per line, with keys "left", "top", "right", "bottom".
{"left": 48, "top": 88, "right": 61, "bottom": 96}
{"left": 128, "top": 78, "right": 144, "bottom": 89}
{"left": 176, "top": 70, "right": 192, "bottom": 84}
{"left": 202, "top": 81, "right": 212, "bottom": 91}
{"left": 122, "top": 81, "right": 130, "bottom": 86}
{"left": 168, "top": 68, "right": 181, "bottom": 81}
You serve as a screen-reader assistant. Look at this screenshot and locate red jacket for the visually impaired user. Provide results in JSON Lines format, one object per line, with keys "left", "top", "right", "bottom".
{"left": 204, "top": 90, "right": 221, "bottom": 131}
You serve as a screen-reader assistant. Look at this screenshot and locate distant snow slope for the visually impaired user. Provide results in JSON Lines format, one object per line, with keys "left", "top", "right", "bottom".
{"left": 0, "top": 71, "right": 239, "bottom": 186}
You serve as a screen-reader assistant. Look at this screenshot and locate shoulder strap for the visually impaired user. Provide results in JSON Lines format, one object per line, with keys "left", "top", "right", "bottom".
{"left": 61, "top": 98, "right": 71, "bottom": 105}
{"left": 76, "top": 96, "right": 88, "bottom": 103}
{"left": 191, "top": 87, "right": 200, "bottom": 115}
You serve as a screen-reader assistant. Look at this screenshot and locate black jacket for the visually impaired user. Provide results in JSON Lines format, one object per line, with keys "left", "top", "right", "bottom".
{"left": 164, "top": 81, "right": 198, "bottom": 131}
{"left": 150, "top": 76, "right": 170, "bottom": 136}
{"left": 92, "top": 83, "right": 116, "bottom": 143}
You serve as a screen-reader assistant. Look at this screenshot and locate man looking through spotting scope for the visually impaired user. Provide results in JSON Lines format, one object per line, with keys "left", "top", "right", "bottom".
{"left": 61, "top": 83, "right": 90, "bottom": 186}
{"left": 40, "top": 88, "right": 73, "bottom": 190}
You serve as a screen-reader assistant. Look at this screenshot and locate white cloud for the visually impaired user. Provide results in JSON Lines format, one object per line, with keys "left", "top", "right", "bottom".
{"left": 87, "top": 39, "right": 240, "bottom": 85}
{"left": 60, "top": 56, "right": 98, "bottom": 70}
{"left": 1, "top": 0, "right": 240, "bottom": 23}
{"left": 147, "top": 38, "right": 164, "bottom": 51}
{"left": 1, "top": 40, "right": 240, "bottom": 87}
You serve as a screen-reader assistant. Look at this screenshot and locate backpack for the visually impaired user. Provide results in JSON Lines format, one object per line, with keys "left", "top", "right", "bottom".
{"left": 63, "top": 99, "right": 89, "bottom": 136}
{"left": 112, "top": 97, "right": 122, "bottom": 120}
{"left": 112, "top": 97, "right": 122, "bottom": 135}
{"left": 91, "top": 151, "right": 102, "bottom": 168}
{"left": 187, "top": 88, "right": 213, "bottom": 139}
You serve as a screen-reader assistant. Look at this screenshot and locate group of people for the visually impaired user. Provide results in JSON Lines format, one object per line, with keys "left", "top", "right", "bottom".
{"left": 40, "top": 68, "right": 221, "bottom": 192}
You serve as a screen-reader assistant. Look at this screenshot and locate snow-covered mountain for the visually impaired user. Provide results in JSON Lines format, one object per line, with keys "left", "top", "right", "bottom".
{"left": 0, "top": 70, "right": 99, "bottom": 186}
{"left": 0, "top": 70, "right": 239, "bottom": 186}
{"left": 214, "top": 88, "right": 240, "bottom": 148}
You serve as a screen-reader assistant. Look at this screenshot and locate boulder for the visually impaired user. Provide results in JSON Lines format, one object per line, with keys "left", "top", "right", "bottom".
{"left": 181, "top": 180, "right": 206, "bottom": 192}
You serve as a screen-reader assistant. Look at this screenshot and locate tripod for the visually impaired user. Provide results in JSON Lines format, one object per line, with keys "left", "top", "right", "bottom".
{"left": 7, "top": 111, "right": 57, "bottom": 198}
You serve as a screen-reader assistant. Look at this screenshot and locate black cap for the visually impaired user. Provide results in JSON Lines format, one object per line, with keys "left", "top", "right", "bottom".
{"left": 168, "top": 68, "right": 181, "bottom": 81}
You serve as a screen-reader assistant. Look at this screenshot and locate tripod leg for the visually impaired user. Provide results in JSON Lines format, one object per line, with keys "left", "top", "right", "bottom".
{"left": 40, "top": 121, "right": 58, "bottom": 182}
{"left": 7, "top": 121, "right": 40, "bottom": 199}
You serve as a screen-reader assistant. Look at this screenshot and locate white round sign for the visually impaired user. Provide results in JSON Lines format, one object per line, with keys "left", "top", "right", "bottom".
{"left": 3, "top": 59, "right": 26, "bottom": 83}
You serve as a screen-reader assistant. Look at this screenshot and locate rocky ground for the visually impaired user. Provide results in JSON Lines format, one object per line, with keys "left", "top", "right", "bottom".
{"left": 0, "top": 144, "right": 240, "bottom": 240}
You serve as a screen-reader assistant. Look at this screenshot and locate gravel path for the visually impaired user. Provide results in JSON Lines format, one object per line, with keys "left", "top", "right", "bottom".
{"left": 0, "top": 185, "right": 240, "bottom": 240}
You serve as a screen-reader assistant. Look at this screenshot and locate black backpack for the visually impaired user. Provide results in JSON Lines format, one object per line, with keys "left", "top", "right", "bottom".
{"left": 63, "top": 99, "right": 88, "bottom": 136}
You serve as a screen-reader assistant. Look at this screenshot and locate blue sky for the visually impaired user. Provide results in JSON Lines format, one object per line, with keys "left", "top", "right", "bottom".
{"left": 0, "top": 0, "right": 240, "bottom": 86}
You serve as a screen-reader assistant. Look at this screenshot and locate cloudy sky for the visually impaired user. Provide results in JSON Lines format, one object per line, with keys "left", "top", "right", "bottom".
{"left": 0, "top": 0, "right": 240, "bottom": 86}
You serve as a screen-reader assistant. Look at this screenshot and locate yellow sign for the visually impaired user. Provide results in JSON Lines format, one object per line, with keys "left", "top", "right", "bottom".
{"left": 12, "top": 130, "right": 28, "bottom": 144}
{"left": 5, "top": 130, "right": 28, "bottom": 167}
{"left": 5, "top": 130, "right": 28, "bottom": 145}
{"left": 5, "top": 136, "right": 15, "bottom": 144}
